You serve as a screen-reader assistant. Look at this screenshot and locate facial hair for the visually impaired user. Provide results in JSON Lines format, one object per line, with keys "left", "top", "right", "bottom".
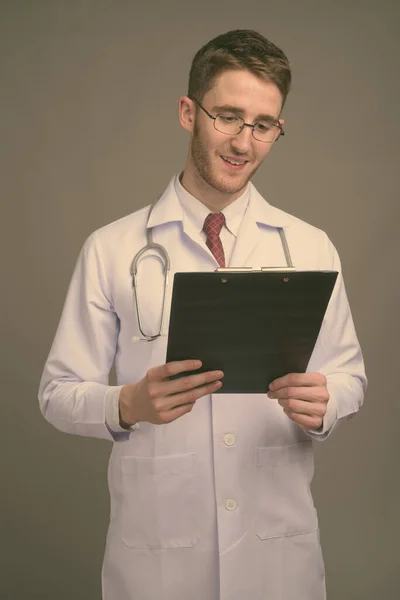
{"left": 190, "top": 120, "right": 261, "bottom": 195}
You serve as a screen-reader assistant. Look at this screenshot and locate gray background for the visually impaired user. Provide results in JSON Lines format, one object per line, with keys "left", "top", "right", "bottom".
{"left": 1, "top": 0, "right": 399, "bottom": 598}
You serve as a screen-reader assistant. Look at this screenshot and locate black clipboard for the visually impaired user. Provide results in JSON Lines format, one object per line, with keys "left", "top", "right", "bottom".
{"left": 166, "top": 270, "right": 338, "bottom": 393}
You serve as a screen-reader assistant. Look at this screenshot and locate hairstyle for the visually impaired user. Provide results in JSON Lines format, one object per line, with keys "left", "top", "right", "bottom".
{"left": 188, "top": 29, "right": 291, "bottom": 109}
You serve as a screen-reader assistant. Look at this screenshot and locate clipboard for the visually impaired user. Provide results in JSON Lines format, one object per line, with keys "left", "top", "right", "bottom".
{"left": 165, "top": 269, "right": 338, "bottom": 393}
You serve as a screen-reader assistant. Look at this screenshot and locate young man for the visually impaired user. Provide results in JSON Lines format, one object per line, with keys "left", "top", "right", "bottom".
{"left": 39, "top": 30, "right": 366, "bottom": 600}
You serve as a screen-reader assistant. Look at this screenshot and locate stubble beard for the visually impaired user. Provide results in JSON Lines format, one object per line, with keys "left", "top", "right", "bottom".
{"left": 190, "top": 122, "right": 260, "bottom": 196}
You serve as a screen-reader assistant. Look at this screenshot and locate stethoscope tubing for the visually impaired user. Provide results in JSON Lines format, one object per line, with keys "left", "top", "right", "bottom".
{"left": 131, "top": 200, "right": 293, "bottom": 341}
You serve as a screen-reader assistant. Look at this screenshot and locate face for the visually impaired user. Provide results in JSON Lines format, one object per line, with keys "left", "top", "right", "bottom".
{"left": 180, "top": 70, "right": 284, "bottom": 200}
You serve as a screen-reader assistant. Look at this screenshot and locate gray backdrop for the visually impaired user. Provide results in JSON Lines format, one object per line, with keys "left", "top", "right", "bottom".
{"left": 1, "top": 1, "right": 399, "bottom": 598}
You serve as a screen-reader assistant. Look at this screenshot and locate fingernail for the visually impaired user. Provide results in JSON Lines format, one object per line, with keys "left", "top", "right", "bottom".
{"left": 215, "top": 381, "right": 223, "bottom": 388}
{"left": 215, "top": 371, "right": 224, "bottom": 378}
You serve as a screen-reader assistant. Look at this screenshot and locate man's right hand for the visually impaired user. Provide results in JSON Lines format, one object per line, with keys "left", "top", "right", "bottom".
{"left": 119, "top": 360, "right": 224, "bottom": 427}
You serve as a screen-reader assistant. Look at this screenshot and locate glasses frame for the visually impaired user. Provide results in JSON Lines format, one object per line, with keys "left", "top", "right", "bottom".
{"left": 190, "top": 97, "right": 284, "bottom": 143}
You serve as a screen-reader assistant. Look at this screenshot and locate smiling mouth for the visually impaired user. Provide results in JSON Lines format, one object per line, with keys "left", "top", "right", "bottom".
{"left": 221, "top": 155, "right": 249, "bottom": 167}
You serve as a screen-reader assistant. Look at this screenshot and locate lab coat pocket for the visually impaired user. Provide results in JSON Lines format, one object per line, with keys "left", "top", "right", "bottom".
{"left": 120, "top": 453, "right": 200, "bottom": 549}
{"left": 255, "top": 441, "right": 318, "bottom": 540}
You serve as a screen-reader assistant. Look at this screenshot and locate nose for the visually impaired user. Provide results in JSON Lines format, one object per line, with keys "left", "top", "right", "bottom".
{"left": 229, "top": 125, "right": 254, "bottom": 154}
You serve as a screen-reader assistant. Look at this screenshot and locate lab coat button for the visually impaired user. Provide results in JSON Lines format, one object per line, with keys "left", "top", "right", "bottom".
{"left": 224, "top": 433, "right": 236, "bottom": 446}
{"left": 225, "top": 499, "right": 237, "bottom": 511}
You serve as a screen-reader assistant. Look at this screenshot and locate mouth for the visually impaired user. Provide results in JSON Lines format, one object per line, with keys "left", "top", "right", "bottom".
{"left": 221, "top": 155, "right": 249, "bottom": 171}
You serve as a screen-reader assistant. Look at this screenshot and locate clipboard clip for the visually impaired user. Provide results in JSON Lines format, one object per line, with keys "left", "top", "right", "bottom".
{"left": 216, "top": 266, "right": 297, "bottom": 272}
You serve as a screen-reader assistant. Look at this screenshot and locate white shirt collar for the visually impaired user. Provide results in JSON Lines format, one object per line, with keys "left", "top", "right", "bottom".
{"left": 174, "top": 173, "right": 250, "bottom": 237}
{"left": 146, "top": 175, "right": 295, "bottom": 230}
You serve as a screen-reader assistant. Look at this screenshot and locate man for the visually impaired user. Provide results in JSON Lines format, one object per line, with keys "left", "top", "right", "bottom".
{"left": 39, "top": 29, "right": 366, "bottom": 600}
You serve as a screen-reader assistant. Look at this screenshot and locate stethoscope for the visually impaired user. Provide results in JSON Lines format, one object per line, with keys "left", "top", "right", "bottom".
{"left": 131, "top": 199, "right": 294, "bottom": 342}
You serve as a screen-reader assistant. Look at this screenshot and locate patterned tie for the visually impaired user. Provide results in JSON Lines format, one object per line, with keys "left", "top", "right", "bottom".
{"left": 203, "top": 212, "right": 226, "bottom": 268}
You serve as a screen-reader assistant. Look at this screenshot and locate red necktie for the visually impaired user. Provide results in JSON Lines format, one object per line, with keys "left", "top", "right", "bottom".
{"left": 203, "top": 212, "right": 226, "bottom": 268}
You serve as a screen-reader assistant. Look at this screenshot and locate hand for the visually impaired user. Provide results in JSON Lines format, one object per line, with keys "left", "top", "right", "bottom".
{"left": 119, "top": 360, "right": 224, "bottom": 426}
{"left": 267, "top": 372, "right": 329, "bottom": 431}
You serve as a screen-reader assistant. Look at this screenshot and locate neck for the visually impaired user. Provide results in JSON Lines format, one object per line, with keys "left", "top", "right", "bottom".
{"left": 180, "top": 164, "right": 247, "bottom": 212}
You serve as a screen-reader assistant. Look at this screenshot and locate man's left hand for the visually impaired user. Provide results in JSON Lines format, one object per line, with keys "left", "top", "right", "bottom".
{"left": 267, "top": 373, "right": 329, "bottom": 431}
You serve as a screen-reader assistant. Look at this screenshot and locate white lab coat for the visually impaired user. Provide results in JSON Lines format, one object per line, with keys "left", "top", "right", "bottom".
{"left": 39, "top": 176, "right": 366, "bottom": 600}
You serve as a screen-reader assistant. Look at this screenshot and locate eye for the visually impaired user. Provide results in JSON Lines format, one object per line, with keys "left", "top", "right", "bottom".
{"left": 255, "top": 121, "right": 274, "bottom": 133}
{"left": 219, "top": 115, "right": 240, "bottom": 123}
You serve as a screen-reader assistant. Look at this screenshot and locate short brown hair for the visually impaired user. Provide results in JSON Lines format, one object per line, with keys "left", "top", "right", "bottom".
{"left": 188, "top": 29, "right": 291, "bottom": 108}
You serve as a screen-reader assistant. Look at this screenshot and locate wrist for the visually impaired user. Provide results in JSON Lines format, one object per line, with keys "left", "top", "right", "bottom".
{"left": 119, "top": 384, "right": 138, "bottom": 428}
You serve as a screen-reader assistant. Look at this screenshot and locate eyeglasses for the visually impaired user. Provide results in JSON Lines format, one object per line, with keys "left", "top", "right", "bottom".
{"left": 191, "top": 98, "right": 284, "bottom": 144}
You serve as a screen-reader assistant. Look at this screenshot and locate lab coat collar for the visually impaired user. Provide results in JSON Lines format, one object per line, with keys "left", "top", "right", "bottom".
{"left": 146, "top": 175, "right": 295, "bottom": 230}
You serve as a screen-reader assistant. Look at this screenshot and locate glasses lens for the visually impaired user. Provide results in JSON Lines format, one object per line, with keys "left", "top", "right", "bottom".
{"left": 215, "top": 115, "right": 243, "bottom": 135}
{"left": 252, "top": 122, "right": 281, "bottom": 143}
{"left": 215, "top": 114, "right": 281, "bottom": 143}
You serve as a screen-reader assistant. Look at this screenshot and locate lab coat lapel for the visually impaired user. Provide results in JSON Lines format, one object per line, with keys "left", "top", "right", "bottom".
{"left": 146, "top": 176, "right": 215, "bottom": 262}
{"left": 229, "top": 184, "right": 296, "bottom": 267}
{"left": 229, "top": 206, "right": 260, "bottom": 267}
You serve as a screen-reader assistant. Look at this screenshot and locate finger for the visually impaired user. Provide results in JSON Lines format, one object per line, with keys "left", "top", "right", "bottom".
{"left": 278, "top": 398, "right": 327, "bottom": 418}
{"left": 269, "top": 372, "right": 327, "bottom": 391}
{"left": 163, "top": 379, "right": 223, "bottom": 410}
{"left": 268, "top": 386, "right": 329, "bottom": 403}
{"left": 158, "top": 401, "right": 197, "bottom": 424}
{"left": 156, "top": 369, "right": 224, "bottom": 397}
{"left": 147, "top": 360, "right": 202, "bottom": 383}
{"left": 283, "top": 409, "right": 323, "bottom": 431}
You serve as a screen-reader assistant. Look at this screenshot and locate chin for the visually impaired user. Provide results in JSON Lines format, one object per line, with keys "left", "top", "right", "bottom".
{"left": 217, "top": 182, "right": 247, "bottom": 194}
{"left": 212, "top": 173, "right": 250, "bottom": 195}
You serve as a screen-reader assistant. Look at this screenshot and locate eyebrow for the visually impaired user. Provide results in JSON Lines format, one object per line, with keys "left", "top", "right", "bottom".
{"left": 211, "top": 104, "right": 279, "bottom": 123}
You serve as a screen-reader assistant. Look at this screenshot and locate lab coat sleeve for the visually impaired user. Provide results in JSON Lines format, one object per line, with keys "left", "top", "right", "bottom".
{"left": 38, "top": 231, "right": 130, "bottom": 441}
{"left": 104, "top": 386, "right": 139, "bottom": 434}
{"left": 306, "top": 237, "right": 367, "bottom": 441}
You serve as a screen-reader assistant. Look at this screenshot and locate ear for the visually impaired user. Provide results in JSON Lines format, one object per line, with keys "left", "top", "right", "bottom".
{"left": 178, "top": 96, "right": 196, "bottom": 133}
{"left": 277, "top": 117, "right": 285, "bottom": 139}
